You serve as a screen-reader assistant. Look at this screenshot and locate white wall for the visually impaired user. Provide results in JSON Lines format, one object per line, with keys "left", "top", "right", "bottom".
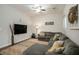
{"left": 1, "top": 4, "right": 79, "bottom": 48}
{"left": 33, "top": 13, "right": 64, "bottom": 34}
{"left": 0, "top": 5, "right": 33, "bottom": 48}
{"left": 64, "top": 4, "right": 79, "bottom": 45}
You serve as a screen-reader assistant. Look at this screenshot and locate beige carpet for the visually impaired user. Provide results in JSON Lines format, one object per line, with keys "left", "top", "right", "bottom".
{"left": 0, "top": 38, "right": 48, "bottom": 55}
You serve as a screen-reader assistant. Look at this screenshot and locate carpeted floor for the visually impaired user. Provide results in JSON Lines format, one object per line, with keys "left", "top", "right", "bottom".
{"left": 0, "top": 38, "right": 48, "bottom": 55}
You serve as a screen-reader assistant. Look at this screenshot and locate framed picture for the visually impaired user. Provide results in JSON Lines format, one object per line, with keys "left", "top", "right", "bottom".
{"left": 68, "top": 5, "right": 79, "bottom": 30}
{"left": 45, "top": 21, "right": 54, "bottom": 25}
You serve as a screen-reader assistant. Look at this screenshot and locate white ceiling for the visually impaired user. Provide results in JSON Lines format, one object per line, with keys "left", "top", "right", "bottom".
{"left": 10, "top": 4, "right": 65, "bottom": 17}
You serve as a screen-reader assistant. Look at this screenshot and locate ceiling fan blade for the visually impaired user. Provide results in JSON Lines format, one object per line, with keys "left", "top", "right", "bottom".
{"left": 41, "top": 9, "right": 46, "bottom": 11}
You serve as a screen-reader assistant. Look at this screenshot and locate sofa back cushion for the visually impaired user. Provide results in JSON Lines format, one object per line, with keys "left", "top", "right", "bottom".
{"left": 59, "top": 34, "right": 69, "bottom": 41}
{"left": 45, "top": 32, "right": 54, "bottom": 36}
{"left": 39, "top": 32, "right": 45, "bottom": 36}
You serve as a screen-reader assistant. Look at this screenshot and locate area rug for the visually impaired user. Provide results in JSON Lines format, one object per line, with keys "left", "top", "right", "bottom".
{"left": 23, "top": 43, "right": 48, "bottom": 55}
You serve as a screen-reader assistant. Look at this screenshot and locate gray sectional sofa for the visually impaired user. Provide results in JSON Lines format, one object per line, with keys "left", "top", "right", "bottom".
{"left": 38, "top": 32, "right": 55, "bottom": 42}
{"left": 23, "top": 32, "right": 79, "bottom": 55}
{"left": 46, "top": 38, "right": 79, "bottom": 55}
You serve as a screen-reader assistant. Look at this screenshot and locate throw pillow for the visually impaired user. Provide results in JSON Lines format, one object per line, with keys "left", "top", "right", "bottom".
{"left": 53, "top": 34, "right": 60, "bottom": 41}
{"left": 55, "top": 47, "right": 64, "bottom": 53}
{"left": 48, "top": 40, "right": 54, "bottom": 48}
{"left": 50, "top": 35, "right": 55, "bottom": 41}
{"left": 48, "top": 41, "right": 64, "bottom": 53}
{"left": 48, "top": 34, "right": 60, "bottom": 48}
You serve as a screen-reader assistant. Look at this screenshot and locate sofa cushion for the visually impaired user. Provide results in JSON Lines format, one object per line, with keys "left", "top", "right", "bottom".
{"left": 48, "top": 40, "right": 55, "bottom": 48}
{"left": 39, "top": 32, "right": 45, "bottom": 36}
{"left": 45, "top": 32, "right": 54, "bottom": 36}
{"left": 59, "top": 34, "right": 69, "bottom": 41}
{"left": 63, "top": 46, "right": 79, "bottom": 55}
{"left": 63, "top": 39, "right": 79, "bottom": 55}
{"left": 48, "top": 41, "right": 64, "bottom": 53}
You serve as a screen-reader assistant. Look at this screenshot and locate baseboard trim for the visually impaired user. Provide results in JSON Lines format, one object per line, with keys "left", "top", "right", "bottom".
{"left": 0, "top": 44, "right": 12, "bottom": 51}
{"left": 0, "top": 38, "right": 30, "bottom": 51}
{"left": 14, "top": 38, "right": 30, "bottom": 45}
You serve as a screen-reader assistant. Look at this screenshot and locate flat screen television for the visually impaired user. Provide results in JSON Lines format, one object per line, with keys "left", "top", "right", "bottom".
{"left": 14, "top": 24, "right": 27, "bottom": 34}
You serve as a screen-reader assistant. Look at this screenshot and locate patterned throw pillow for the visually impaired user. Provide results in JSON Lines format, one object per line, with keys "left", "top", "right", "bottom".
{"left": 48, "top": 41, "right": 64, "bottom": 53}
{"left": 48, "top": 34, "right": 61, "bottom": 48}
{"left": 53, "top": 34, "right": 60, "bottom": 41}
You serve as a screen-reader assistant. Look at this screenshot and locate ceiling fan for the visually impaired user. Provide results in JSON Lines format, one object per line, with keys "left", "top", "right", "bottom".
{"left": 31, "top": 4, "right": 57, "bottom": 13}
{"left": 31, "top": 5, "right": 46, "bottom": 12}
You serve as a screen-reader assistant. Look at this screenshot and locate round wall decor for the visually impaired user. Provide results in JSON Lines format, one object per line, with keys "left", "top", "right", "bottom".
{"left": 68, "top": 5, "right": 78, "bottom": 24}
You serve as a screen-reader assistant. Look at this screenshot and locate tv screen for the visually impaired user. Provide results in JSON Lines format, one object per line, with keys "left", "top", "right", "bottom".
{"left": 14, "top": 24, "right": 27, "bottom": 34}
